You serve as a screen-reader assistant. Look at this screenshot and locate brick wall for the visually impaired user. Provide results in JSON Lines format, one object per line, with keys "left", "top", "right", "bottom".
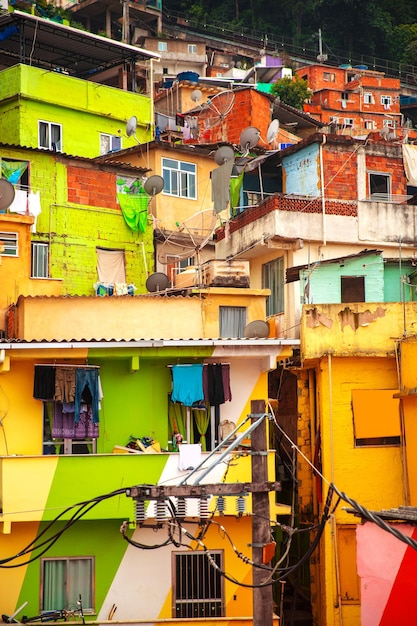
{"left": 67, "top": 165, "right": 119, "bottom": 209}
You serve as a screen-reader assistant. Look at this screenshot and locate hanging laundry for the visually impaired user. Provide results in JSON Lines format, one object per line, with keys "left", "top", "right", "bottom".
{"left": 33, "top": 365, "right": 56, "bottom": 401}
{"left": 75, "top": 368, "right": 100, "bottom": 424}
{"left": 203, "top": 363, "right": 225, "bottom": 406}
{"left": 171, "top": 364, "right": 204, "bottom": 407}
{"left": 54, "top": 367, "right": 76, "bottom": 404}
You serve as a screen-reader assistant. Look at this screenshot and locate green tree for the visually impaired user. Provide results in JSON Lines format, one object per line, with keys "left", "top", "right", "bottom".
{"left": 270, "top": 75, "right": 311, "bottom": 110}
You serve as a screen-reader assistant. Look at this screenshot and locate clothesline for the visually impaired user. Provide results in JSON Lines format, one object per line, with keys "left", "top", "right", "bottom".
{"left": 35, "top": 363, "right": 100, "bottom": 368}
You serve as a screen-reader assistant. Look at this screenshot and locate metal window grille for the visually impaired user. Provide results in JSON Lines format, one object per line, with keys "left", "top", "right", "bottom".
{"left": 173, "top": 551, "right": 223, "bottom": 618}
{"left": 0, "top": 231, "right": 18, "bottom": 256}
{"left": 31, "top": 242, "right": 49, "bottom": 278}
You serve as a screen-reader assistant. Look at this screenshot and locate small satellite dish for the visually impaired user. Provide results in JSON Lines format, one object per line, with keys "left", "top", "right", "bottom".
{"left": 243, "top": 319, "right": 270, "bottom": 338}
{"left": 239, "top": 126, "right": 261, "bottom": 153}
{"left": 146, "top": 272, "right": 170, "bottom": 292}
{"left": 144, "top": 175, "right": 164, "bottom": 196}
{"left": 126, "top": 116, "right": 137, "bottom": 137}
{"left": 0, "top": 179, "right": 15, "bottom": 210}
{"left": 191, "top": 89, "right": 203, "bottom": 103}
{"left": 214, "top": 145, "right": 235, "bottom": 165}
{"left": 379, "top": 126, "right": 390, "bottom": 140}
{"left": 266, "top": 119, "right": 279, "bottom": 144}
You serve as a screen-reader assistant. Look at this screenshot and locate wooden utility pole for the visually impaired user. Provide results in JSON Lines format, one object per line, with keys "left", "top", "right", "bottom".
{"left": 251, "top": 399, "right": 274, "bottom": 626}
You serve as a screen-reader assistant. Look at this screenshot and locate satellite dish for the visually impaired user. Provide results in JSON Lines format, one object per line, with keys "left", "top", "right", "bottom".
{"left": 191, "top": 89, "right": 203, "bottom": 103}
{"left": 266, "top": 119, "right": 279, "bottom": 144}
{"left": 239, "top": 126, "right": 261, "bottom": 154}
{"left": 214, "top": 145, "right": 235, "bottom": 165}
{"left": 200, "top": 90, "right": 235, "bottom": 130}
{"left": 144, "top": 175, "right": 164, "bottom": 196}
{"left": 126, "top": 115, "right": 140, "bottom": 144}
{"left": 243, "top": 320, "right": 270, "bottom": 338}
{"left": 0, "top": 179, "right": 15, "bottom": 210}
{"left": 157, "top": 208, "right": 218, "bottom": 265}
{"left": 146, "top": 272, "right": 170, "bottom": 292}
{"left": 379, "top": 126, "right": 390, "bottom": 140}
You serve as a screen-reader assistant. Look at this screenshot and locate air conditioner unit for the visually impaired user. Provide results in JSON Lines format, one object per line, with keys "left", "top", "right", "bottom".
{"left": 200, "top": 260, "right": 250, "bottom": 288}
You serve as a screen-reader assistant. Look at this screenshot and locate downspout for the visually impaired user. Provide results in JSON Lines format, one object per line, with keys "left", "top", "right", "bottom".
{"left": 320, "top": 135, "right": 327, "bottom": 246}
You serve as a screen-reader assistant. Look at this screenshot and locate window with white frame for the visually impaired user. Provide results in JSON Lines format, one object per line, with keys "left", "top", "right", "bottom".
{"left": 263, "top": 257, "right": 284, "bottom": 316}
{"left": 162, "top": 158, "right": 197, "bottom": 199}
{"left": 0, "top": 231, "right": 18, "bottom": 256}
{"left": 41, "top": 557, "right": 94, "bottom": 611}
{"left": 363, "top": 92, "right": 373, "bottom": 104}
{"left": 364, "top": 120, "right": 374, "bottom": 130}
{"left": 329, "top": 116, "right": 339, "bottom": 124}
{"left": 173, "top": 551, "right": 223, "bottom": 618}
{"left": 381, "top": 95, "right": 391, "bottom": 108}
{"left": 219, "top": 306, "right": 246, "bottom": 338}
{"left": 158, "top": 41, "right": 167, "bottom": 51}
{"left": 344, "top": 118, "right": 354, "bottom": 127}
{"left": 31, "top": 242, "right": 49, "bottom": 278}
{"left": 100, "top": 133, "right": 121, "bottom": 155}
{"left": 383, "top": 119, "right": 394, "bottom": 128}
{"left": 38, "top": 121, "right": 62, "bottom": 152}
{"left": 323, "top": 72, "right": 335, "bottom": 82}
{"left": 188, "top": 44, "right": 197, "bottom": 54}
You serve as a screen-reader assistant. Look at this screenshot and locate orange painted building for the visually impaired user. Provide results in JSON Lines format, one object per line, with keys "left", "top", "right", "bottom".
{"left": 297, "top": 64, "right": 403, "bottom": 138}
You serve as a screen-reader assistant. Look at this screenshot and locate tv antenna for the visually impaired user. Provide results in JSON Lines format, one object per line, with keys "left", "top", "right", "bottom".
{"left": 0, "top": 179, "right": 15, "bottom": 211}
{"left": 126, "top": 115, "right": 140, "bottom": 144}
{"left": 157, "top": 208, "right": 219, "bottom": 272}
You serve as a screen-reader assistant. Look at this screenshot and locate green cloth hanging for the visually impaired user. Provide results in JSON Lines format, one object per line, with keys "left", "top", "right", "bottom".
{"left": 229, "top": 172, "right": 244, "bottom": 210}
{"left": 1, "top": 160, "right": 28, "bottom": 185}
{"left": 117, "top": 193, "right": 149, "bottom": 233}
{"left": 168, "top": 398, "right": 187, "bottom": 449}
{"left": 192, "top": 404, "right": 210, "bottom": 451}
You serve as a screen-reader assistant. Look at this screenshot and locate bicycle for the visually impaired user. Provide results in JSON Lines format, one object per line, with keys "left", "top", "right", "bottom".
{"left": 2, "top": 598, "right": 84, "bottom": 625}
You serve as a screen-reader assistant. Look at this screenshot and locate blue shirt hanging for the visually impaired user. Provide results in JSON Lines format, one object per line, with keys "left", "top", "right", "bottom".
{"left": 171, "top": 364, "right": 204, "bottom": 407}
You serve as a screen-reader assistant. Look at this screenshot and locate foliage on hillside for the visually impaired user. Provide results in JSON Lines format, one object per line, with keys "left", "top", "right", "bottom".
{"left": 164, "top": 0, "right": 417, "bottom": 66}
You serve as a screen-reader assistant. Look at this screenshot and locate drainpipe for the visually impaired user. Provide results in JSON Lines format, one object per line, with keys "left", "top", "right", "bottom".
{"left": 320, "top": 135, "right": 327, "bottom": 246}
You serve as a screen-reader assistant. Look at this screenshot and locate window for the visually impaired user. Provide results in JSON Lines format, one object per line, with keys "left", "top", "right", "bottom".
{"left": 172, "top": 551, "right": 223, "bottom": 618}
{"left": 158, "top": 41, "right": 167, "bottom": 51}
{"left": 329, "top": 116, "right": 339, "bottom": 124}
{"left": 263, "top": 257, "right": 284, "bottom": 316}
{"left": 344, "top": 118, "right": 354, "bottom": 127}
{"left": 31, "top": 242, "right": 49, "bottom": 278}
{"left": 363, "top": 92, "right": 373, "bottom": 104}
{"left": 383, "top": 119, "right": 394, "bottom": 128}
{"left": 341, "top": 92, "right": 349, "bottom": 101}
{"left": 188, "top": 44, "right": 197, "bottom": 54}
{"left": 381, "top": 95, "right": 391, "bottom": 106}
{"left": 341, "top": 276, "right": 365, "bottom": 302}
{"left": 323, "top": 72, "right": 335, "bottom": 82}
{"left": 219, "top": 306, "right": 246, "bottom": 338}
{"left": 42, "top": 557, "right": 94, "bottom": 611}
{"left": 352, "top": 389, "right": 400, "bottom": 446}
{"left": 39, "top": 121, "right": 62, "bottom": 152}
{"left": 364, "top": 120, "right": 374, "bottom": 130}
{"left": 162, "top": 158, "right": 197, "bottom": 199}
{"left": 100, "top": 133, "right": 121, "bottom": 155}
{"left": 368, "top": 171, "right": 391, "bottom": 200}
{"left": 0, "top": 231, "right": 18, "bottom": 256}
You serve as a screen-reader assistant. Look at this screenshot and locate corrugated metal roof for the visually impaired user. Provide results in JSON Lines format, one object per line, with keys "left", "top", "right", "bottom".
{"left": 0, "top": 10, "right": 159, "bottom": 77}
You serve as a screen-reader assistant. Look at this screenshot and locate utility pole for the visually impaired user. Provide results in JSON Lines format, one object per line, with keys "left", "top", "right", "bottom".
{"left": 251, "top": 399, "right": 274, "bottom": 626}
{"left": 126, "top": 400, "right": 278, "bottom": 624}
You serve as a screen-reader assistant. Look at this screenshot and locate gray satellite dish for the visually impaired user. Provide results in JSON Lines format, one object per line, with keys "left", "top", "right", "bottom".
{"left": 191, "top": 89, "right": 203, "bottom": 103}
{"left": 266, "top": 119, "right": 279, "bottom": 144}
{"left": 146, "top": 272, "right": 170, "bottom": 292}
{"left": 0, "top": 179, "right": 15, "bottom": 210}
{"left": 243, "top": 319, "right": 270, "bottom": 338}
{"left": 126, "top": 116, "right": 140, "bottom": 144}
{"left": 144, "top": 175, "right": 164, "bottom": 196}
{"left": 239, "top": 126, "right": 261, "bottom": 152}
{"left": 214, "top": 145, "right": 235, "bottom": 165}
